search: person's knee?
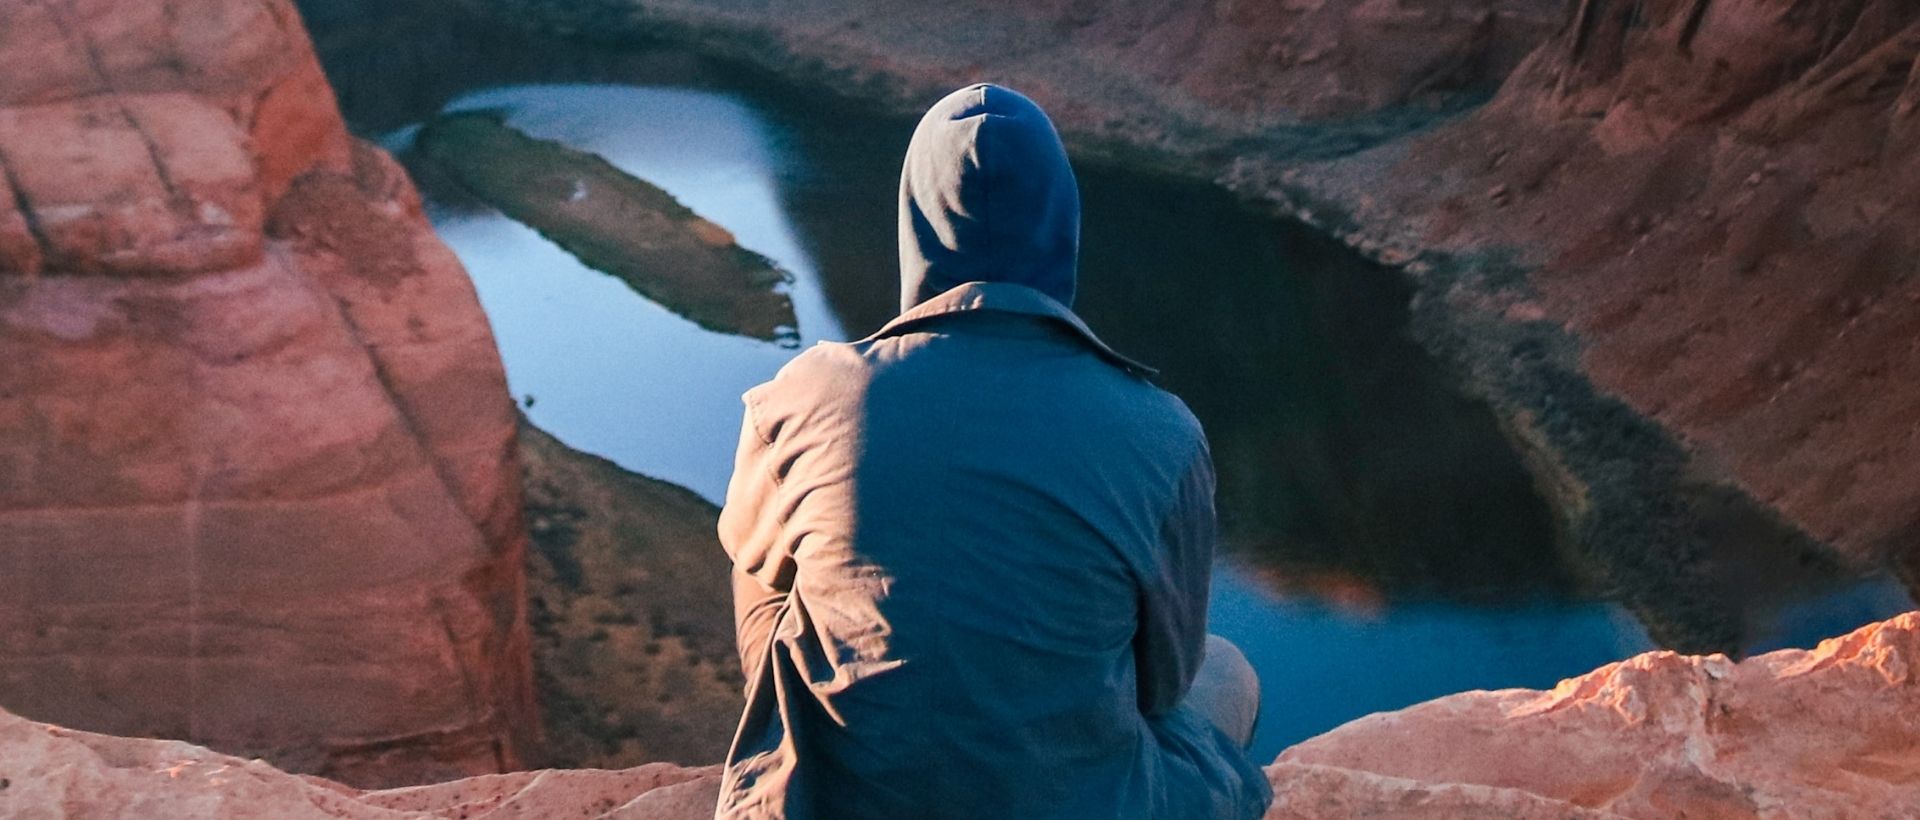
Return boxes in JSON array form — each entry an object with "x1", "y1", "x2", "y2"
[
  {"x1": 1192, "y1": 635, "x2": 1259, "y2": 750},
  {"x1": 1203, "y1": 635, "x2": 1253, "y2": 681},
  {"x1": 1203, "y1": 636, "x2": 1258, "y2": 705}
]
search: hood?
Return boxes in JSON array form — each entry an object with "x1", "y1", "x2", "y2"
[{"x1": 898, "y1": 84, "x2": 1080, "y2": 312}]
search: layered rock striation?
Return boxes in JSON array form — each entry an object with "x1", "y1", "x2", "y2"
[{"x1": 0, "y1": 0, "x2": 538, "y2": 785}]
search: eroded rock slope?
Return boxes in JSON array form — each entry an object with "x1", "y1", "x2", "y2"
[
  {"x1": 0, "y1": 0, "x2": 538, "y2": 786},
  {"x1": 1260, "y1": 0, "x2": 1920, "y2": 648}
]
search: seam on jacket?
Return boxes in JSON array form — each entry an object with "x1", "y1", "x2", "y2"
[
  {"x1": 743, "y1": 387, "x2": 776, "y2": 446},
  {"x1": 859, "y1": 282, "x2": 1158, "y2": 378},
  {"x1": 1148, "y1": 382, "x2": 1211, "y2": 507},
  {"x1": 1136, "y1": 435, "x2": 1216, "y2": 716},
  {"x1": 741, "y1": 389, "x2": 785, "y2": 488},
  {"x1": 979, "y1": 88, "x2": 996, "y2": 282},
  {"x1": 1149, "y1": 434, "x2": 1216, "y2": 570}
]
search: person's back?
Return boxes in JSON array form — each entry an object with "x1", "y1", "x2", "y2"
[{"x1": 716, "y1": 84, "x2": 1271, "y2": 819}]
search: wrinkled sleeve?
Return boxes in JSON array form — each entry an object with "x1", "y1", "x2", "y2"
[
  {"x1": 718, "y1": 397, "x2": 794, "y2": 677},
  {"x1": 1136, "y1": 445, "x2": 1218, "y2": 716}
]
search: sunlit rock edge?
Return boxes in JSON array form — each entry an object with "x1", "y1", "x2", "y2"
[{"x1": 4, "y1": 610, "x2": 1918, "y2": 818}]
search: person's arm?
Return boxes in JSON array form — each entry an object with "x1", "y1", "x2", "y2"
[
  {"x1": 1135, "y1": 445, "x2": 1218, "y2": 716},
  {"x1": 718, "y1": 399, "x2": 795, "y2": 679}
]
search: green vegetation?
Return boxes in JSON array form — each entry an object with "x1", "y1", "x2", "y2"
[{"x1": 415, "y1": 111, "x2": 799, "y2": 345}]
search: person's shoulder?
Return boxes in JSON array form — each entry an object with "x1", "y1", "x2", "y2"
[
  {"x1": 1151, "y1": 384, "x2": 1208, "y2": 440},
  {"x1": 781, "y1": 340, "x2": 875, "y2": 379},
  {"x1": 1106, "y1": 375, "x2": 1208, "y2": 456},
  {"x1": 743, "y1": 341, "x2": 877, "y2": 410},
  {"x1": 1097, "y1": 365, "x2": 1197, "y2": 421}
]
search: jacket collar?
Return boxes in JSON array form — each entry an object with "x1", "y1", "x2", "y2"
[{"x1": 855, "y1": 281, "x2": 1158, "y2": 377}]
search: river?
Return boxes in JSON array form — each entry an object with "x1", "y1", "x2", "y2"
[{"x1": 307, "y1": 8, "x2": 1912, "y2": 762}]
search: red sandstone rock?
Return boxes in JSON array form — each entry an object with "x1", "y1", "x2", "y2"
[
  {"x1": 1280, "y1": 611, "x2": 1920, "y2": 818},
  {"x1": 8, "y1": 613, "x2": 1920, "y2": 817},
  {"x1": 1270, "y1": 0, "x2": 1920, "y2": 586},
  {"x1": 0, "y1": 706, "x2": 717, "y2": 818},
  {"x1": 0, "y1": 0, "x2": 537, "y2": 786},
  {"x1": 1264, "y1": 763, "x2": 1626, "y2": 819}
]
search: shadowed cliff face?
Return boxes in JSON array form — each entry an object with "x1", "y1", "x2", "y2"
[
  {"x1": 1375, "y1": 0, "x2": 1920, "y2": 569},
  {"x1": 1259, "y1": 0, "x2": 1920, "y2": 647},
  {"x1": 0, "y1": 0, "x2": 538, "y2": 786}
]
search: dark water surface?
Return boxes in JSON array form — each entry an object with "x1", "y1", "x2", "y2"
[{"x1": 305, "y1": 7, "x2": 1912, "y2": 762}]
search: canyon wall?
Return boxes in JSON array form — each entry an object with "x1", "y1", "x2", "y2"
[
  {"x1": 0, "y1": 0, "x2": 538, "y2": 785},
  {"x1": 1260, "y1": 0, "x2": 1920, "y2": 649}
]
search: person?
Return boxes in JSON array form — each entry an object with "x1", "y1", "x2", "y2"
[{"x1": 715, "y1": 82, "x2": 1272, "y2": 819}]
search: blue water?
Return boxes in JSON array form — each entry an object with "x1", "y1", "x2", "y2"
[{"x1": 1208, "y1": 568, "x2": 1652, "y2": 756}]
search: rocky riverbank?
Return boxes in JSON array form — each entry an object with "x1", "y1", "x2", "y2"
[
  {"x1": 441, "y1": 0, "x2": 1562, "y2": 170},
  {"x1": 1254, "y1": 1, "x2": 1920, "y2": 621}
]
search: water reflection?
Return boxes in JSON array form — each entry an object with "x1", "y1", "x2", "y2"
[{"x1": 415, "y1": 85, "x2": 846, "y2": 501}]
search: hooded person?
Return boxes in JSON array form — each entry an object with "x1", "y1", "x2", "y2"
[{"x1": 715, "y1": 83, "x2": 1272, "y2": 819}]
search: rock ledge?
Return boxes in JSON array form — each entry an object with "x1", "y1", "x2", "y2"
[{"x1": 7, "y1": 612, "x2": 1919, "y2": 818}]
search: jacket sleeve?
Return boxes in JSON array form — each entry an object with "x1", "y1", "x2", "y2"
[
  {"x1": 718, "y1": 398, "x2": 795, "y2": 678},
  {"x1": 1135, "y1": 445, "x2": 1218, "y2": 717}
]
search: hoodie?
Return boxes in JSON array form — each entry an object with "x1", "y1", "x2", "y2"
[
  {"x1": 714, "y1": 84, "x2": 1272, "y2": 820},
  {"x1": 899, "y1": 83, "x2": 1080, "y2": 310}
]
